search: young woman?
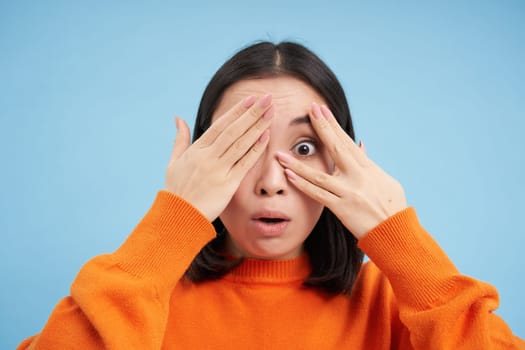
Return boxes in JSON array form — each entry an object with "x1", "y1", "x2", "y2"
[{"x1": 18, "y1": 42, "x2": 524, "y2": 349}]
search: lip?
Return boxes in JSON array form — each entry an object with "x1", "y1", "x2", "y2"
[
  {"x1": 251, "y1": 210, "x2": 291, "y2": 221},
  {"x1": 250, "y1": 210, "x2": 290, "y2": 237}
]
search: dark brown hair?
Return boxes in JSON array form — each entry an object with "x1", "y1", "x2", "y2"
[{"x1": 184, "y1": 41, "x2": 364, "y2": 294}]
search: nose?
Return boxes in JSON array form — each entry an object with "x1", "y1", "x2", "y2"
[{"x1": 254, "y1": 152, "x2": 288, "y2": 196}]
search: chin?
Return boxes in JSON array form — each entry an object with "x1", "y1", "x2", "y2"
[{"x1": 225, "y1": 232, "x2": 304, "y2": 260}]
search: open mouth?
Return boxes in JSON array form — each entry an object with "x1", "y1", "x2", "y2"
[
  {"x1": 251, "y1": 213, "x2": 290, "y2": 236},
  {"x1": 258, "y1": 218, "x2": 286, "y2": 224}
]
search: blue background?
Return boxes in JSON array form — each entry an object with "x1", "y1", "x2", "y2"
[{"x1": 1, "y1": 1, "x2": 523, "y2": 347}]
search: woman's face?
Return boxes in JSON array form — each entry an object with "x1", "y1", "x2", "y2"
[{"x1": 212, "y1": 76, "x2": 333, "y2": 260}]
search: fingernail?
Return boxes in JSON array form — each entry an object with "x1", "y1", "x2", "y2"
[
  {"x1": 259, "y1": 129, "x2": 270, "y2": 143},
  {"x1": 258, "y1": 94, "x2": 272, "y2": 108},
  {"x1": 320, "y1": 105, "x2": 331, "y2": 119},
  {"x1": 276, "y1": 151, "x2": 292, "y2": 164},
  {"x1": 359, "y1": 140, "x2": 366, "y2": 153},
  {"x1": 175, "y1": 117, "x2": 180, "y2": 130},
  {"x1": 284, "y1": 169, "x2": 298, "y2": 180},
  {"x1": 243, "y1": 95, "x2": 257, "y2": 108},
  {"x1": 311, "y1": 102, "x2": 321, "y2": 119}
]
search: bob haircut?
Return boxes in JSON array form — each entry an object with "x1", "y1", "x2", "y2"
[{"x1": 185, "y1": 41, "x2": 364, "y2": 294}]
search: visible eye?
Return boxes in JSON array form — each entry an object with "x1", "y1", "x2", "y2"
[{"x1": 292, "y1": 140, "x2": 317, "y2": 157}]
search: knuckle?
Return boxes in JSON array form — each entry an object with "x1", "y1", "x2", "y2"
[
  {"x1": 248, "y1": 111, "x2": 261, "y2": 122},
  {"x1": 247, "y1": 105, "x2": 265, "y2": 120},
  {"x1": 232, "y1": 139, "x2": 245, "y2": 152},
  {"x1": 314, "y1": 172, "x2": 329, "y2": 185},
  {"x1": 208, "y1": 128, "x2": 219, "y2": 138},
  {"x1": 312, "y1": 187, "x2": 326, "y2": 201},
  {"x1": 254, "y1": 118, "x2": 267, "y2": 131},
  {"x1": 223, "y1": 128, "x2": 238, "y2": 141},
  {"x1": 349, "y1": 191, "x2": 365, "y2": 206},
  {"x1": 317, "y1": 119, "x2": 330, "y2": 129},
  {"x1": 292, "y1": 161, "x2": 304, "y2": 173},
  {"x1": 236, "y1": 157, "x2": 247, "y2": 169},
  {"x1": 330, "y1": 143, "x2": 342, "y2": 156},
  {"x1": 199, "y1": 130, "x2": 217, "y2": 146},
  {"x1": 236, "y1": 148, "x2": 258, "y2": 170},
  {"x1": 250, "y1": 143, "x2": 260, "y2": 154},
  {"x1": 232, "y1": 106, "x2": 245, "y2": 119}
]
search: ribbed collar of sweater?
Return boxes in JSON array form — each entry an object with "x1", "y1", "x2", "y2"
[{"x1": 223, "y1": 254, "x2": 311, "y2": 284}]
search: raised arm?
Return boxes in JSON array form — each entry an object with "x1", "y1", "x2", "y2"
[
  {"x1": 18, "y1": 95, "x2": 275, "y2": 349},
  {"x1": 276, "y1": 101, "x2": 525, "y2": 349},
  {"x1": 18, "y1": 191, "x2": 215, "y2": 349}
]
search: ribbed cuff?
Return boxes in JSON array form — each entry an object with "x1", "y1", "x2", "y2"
[
  {"x1": 113, "y1": 191, "x2": 215, "y2": 282},
  {"x1": 358, "y1": 207, "x2": 459, "y2": 310}
]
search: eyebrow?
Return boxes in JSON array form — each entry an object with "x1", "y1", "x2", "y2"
[{"x1": 289, "y1": 115, "x2": 311, "y2": 126}]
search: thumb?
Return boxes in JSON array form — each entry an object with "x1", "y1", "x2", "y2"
[{"x1": 170, "y1": 117, "x2": 191, "y2": 161}]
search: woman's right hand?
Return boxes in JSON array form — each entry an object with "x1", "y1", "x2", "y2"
[{"x1": 165, "y1": 94, "x2": 273, "y2": 221}]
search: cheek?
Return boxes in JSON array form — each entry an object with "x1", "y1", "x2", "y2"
[
  {"x1": 295, "y1": 195, "x2": 324, "y2": 241},
  {"x1": 294, "y1": 185, "x2": 325, "y2": 224},
  {"x1": 301, "y1": 192, "x2": 324, "y2": 213}
]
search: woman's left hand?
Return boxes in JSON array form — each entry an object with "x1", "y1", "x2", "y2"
[{"x1": 276, "y1": 102, "x2": 407, "y2": 239}]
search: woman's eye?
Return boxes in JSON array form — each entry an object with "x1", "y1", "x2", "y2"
[{"x1": 292, "y1": 141, "x2": 317, "y2": 157}]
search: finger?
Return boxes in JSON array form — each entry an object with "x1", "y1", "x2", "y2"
[
  {"x1": 308, "y1": 102, "x2": 358, "y2": 173},
  {"x1": 275, "y1": 151, "x2": 342, "y2": 196},
  {"x1": 319, "y1": 104, "x2": 369, "y2": 166},
  {"x1": 221, "y1": 106, "x2": 274, "y2": 163},
  {"x1": 213, "y1": 94, "x2": 273, "y2": 156},
  {"x1": 169, "y1": 117, "x2": 191, "y2": 162},
  {"x1": 284, "y1": 168, "x2": 339, "y2": 207},
  {"x1": 196, "y1": 95, "x2": 257, "y2": 147},
  {"x1": 230, "y1": 129, "x2": 270, "y2": 178},
  {"x1": 318, "y1": 104, "x2": 354, "y2": 142}
]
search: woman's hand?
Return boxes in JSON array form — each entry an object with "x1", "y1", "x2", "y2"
[
  {"x1": 165, "y1": 94, "x2": 273, "y2": 221},
  {"x1": 276, "y1": 102, "x2": 407, "y2": 239}
]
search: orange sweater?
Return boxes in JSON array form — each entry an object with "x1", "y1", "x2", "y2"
[{"x1": 18, "y1": 191, "x2": 524, "y2": 349}]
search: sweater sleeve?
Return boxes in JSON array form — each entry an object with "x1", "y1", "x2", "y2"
[
  {"x1": 358, "y1": 207, "x2": 525, "y2": 350},
  {"x1": 17, "y1": 191, "x2": 215, "y2": 350}
]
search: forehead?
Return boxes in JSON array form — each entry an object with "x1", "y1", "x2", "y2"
[{"x1": 212, "y1": 76, "x2": 327, "y2": 121}]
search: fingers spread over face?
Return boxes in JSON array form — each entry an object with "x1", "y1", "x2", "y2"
[
  {"x1": 213, "y1": 94, "x2": 273, "y2": 156},
  {"x1": 221, "y1": 105, "x2": 274, "y2": 163},
  {"x1": 276, "y1": 151, "x2": 341, "y2": 198},
  {"x1": 317, "y1": 104, "x2": 369, "y2": 167},
  {"x1": 230, "y1": 129, "x2": 270, "y2": 178},
  {"x1": 305, "y1": 102, "x2": 355, "y2": 173},
  {"x1": 196, "y1": 94, "x2": 259, "y2": 147},
  {"x1": 283, "y1": 168, "x2": 339, "y2": 206}
]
